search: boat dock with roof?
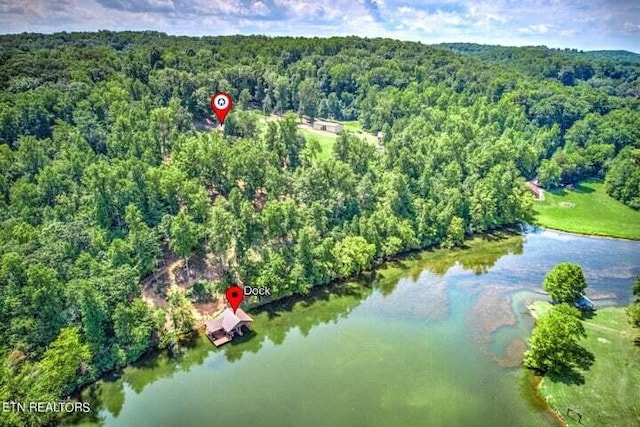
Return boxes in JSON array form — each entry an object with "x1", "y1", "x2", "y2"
[{"x1": 204, "y1": 307, "x2": 254, "y2": 347}]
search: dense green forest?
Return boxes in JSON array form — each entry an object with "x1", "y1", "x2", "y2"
[{"x1": 0, "y1": 32, "x2": 639, "y2": 426}]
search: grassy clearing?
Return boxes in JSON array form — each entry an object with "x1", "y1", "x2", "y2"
[
  {"x1": 340, "y1": 120, "x2": 361, "y2": 132},
  {"x1": 298, "y1": 120, "x2": 379, "y2": 161},
  {"x1": 534, "y1": 180, "x2": 640, "y2": 240},
  {"x1": 254, "y1": 113, "x2": 379, "y2": 161},
  {"x1": 298, "y1": 127, "x2": 338, "y2": 160},
  {"x1": 340, "y1": 120, "x2": 379, "y2": 145},
  {"x1": 530, "y1": 301, "x2": 640, "y2": 426}
]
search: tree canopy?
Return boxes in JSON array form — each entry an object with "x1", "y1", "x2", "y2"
[
  {"x1": 627, "y1": 275, "x2": 640, "y2": 335},
  {"x1": 524, "y1": 303, "x2": 587, "y2": 373},
  {"x1": 543, "y1": 262, "x2": 588, "y2": 304},
  {"x1": 0, "y1": 32, "x2": 638, "y2": 424}
]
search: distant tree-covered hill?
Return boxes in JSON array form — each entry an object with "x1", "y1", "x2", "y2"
[{"x1": 437, "y1": 42, "x2": 640, "y2": 97}]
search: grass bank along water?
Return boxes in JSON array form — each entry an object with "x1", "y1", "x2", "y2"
[
  {"x1": 529, "y1": 301, "x2": 640, "y2": 426},
  {"x1": 534, "y1": 180, "x2": 640, "y2": 240},
  {"x1": 68, "y1": 230, "x2": 640, "y2": 427}
]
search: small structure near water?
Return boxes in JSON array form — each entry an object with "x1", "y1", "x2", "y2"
[
  {"x1": 205, "y1": 308, "x2": 254, "y2": 347},
  {"x1": 575, "y1": 294, "x2": 595, "y2": 311}
]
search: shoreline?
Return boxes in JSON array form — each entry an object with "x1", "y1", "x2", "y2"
[
  {"x1": 532, "y1": 222, "x2": 640, "y2": 242},
  {"x1": 532, "y1": 179, "x2": 640, "y2": 241},
  {"x1": 240, "y1": 226, "x2": 524, "y2": 313},
  {"x1": 525, "y1": 302, "x2": 569, "y2": 427},
  {"x1": 69, "y1": 230, "x2": 638, "y2": 426},
  {"x1": 524, "y1": 301, "x2": 640, "y2": 426},
  {"x1": 72, "y1": 227, "x2": 524, "y2": 397}
]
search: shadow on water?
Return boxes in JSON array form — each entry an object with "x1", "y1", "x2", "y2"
[
  {"x1": 519, "y1": 370, "x2": 548, "y2": 411},
  {"x1": 519, "y1": 370, "x2": 565, "y2": 426},
  {"x1": 262, "y1": 276, "x2": 373, "y2": 317},
  {"x1": 86, "y1": 277, "x2": 376, "y2": 392},
  {"x1": 71, "y1": 274, "x2": 381, "y2": 423},
  {"x1": 220, "y1": 329, "x2": 260, "y2": 362},
  {"x1": 73, "y1": 333, "x2": 218, "y2": 424}
]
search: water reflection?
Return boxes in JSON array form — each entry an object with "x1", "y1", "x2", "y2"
[
  {"x1": 78, "y1": 279, "x2": 375, "y2": 423},
  {"x1": 374, "y1": 231, "x2": 524, "y2": 296},
  {"x1": 219, "y1": 280, "x2": 373, "y2": 362},
  {"x1": 72, "y1": 229, "x2": 639, "y2": 426},
  {"x1": 77, "y1": 334, "x2": 216, "y2": 424}
]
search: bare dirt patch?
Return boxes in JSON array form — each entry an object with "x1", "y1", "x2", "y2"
[
  {"x1": 172, "y1": 254, "x2": 217, "y2": 289},
  {"x1": 193, "y1": 300, "x2": 223, "y2": 318},
  {"x1": 141, "y1": 251, "x2": 225, "y2": 321}
]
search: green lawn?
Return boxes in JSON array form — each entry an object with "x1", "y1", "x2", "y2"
[
  {"x1": 256, "y1": 114, "x2": 378, "y2": 161},
  {"x1": 530, "y1": 301, "x2": 640, "y2": 426},
  {"x1": 340, "y1": 120, "x2": 379, "y2": 145},
  {"x1": 340, "y1": 120, "x2": 362, "y2": 132},
  {"x1": 298, "y1": 127, "x2": 338, "y2": 160},
  {"x1": 534, "y1": 180, "x2": 640, "y2": 240},
  {"x1": 299, "y1": 120, "x2": 379, "y2": 161}
]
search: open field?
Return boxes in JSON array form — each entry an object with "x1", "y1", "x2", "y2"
[
  {"x1": 297, "y1": 119, "x2": 380, "y2": 159},
  {"x1": 255, "y1": 113, "x2": 380, "y2": 161},
  {"x1": 534, "y1": 180, "x2": 640, "y2": 240},
  {"x1": 340, "y1": 120, "x2": 379, "y2": 145},
  {"x1": 530, "y1": 301, "x2": 640, "y2": 426},
  {"x1": 298, "y1": 127, "x2": 339, "y2": 160}
]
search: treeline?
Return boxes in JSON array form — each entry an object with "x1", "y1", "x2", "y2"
[
  {"x1": 0, "y1": 32, "x2": 639, "y2": 425},
  {"x1": 1, "y1": 33, "x2": 639, "y2": 205},
  {"x1": 439, "y1": 43, "x2": 640, "y2": 206},
  {"x1": 439, "y1": 43, "x2": 640, "y2": 96}
]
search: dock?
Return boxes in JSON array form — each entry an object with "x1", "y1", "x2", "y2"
[
  {"x1": 210, "y1": 335, "x2": 232, "y2": 346},
  {"x1": 204, "y1": 308, "x2": 254, "y2": 347}
]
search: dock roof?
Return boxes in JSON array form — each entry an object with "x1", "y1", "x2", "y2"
[{"x1": 205, "y1": 308, "x2": 253, "y2": 334}]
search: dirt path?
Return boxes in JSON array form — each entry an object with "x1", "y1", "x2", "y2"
[{"x1": 141, "y1": 253, "x2": 226, "y2": 322}]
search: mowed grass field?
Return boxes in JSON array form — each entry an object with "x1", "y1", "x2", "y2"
[
  {"x1": 534, "y1": 180, "x2": 640, "y2": 240},
  {"x1": 253, "y1": 113, "x2": 378, "y2": 161},
  {"x1": 530, "y1": 301, "x2": 640, "y2": 426},
  {"x1": 296, "y1": 119, "x2": 379, "y2": 161},
  {"x1": 298, "y1": 127, "x2": 338, "y2": 160},
  {"x1": 341, "y1": 120, "x2": 379, "y2": 144}
]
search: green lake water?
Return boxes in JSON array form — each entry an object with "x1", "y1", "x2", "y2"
[{"x1": 70, "y1": 229, "x2": 640, "y2": 427}]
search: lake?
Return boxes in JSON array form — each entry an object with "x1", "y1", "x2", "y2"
[{"x1": 70, "y1": 229, "x2": 640, "y2": 427}]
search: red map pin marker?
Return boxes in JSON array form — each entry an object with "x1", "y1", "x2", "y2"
[
  {"x1": 210, "y1": 92, "x2": 233, "y2": 125},
  {"x1": 225, "y1": 285, "x2": 244, "y2": 313}
]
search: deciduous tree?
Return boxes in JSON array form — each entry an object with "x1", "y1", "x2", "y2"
[
  {"x1": 543, "y1": 262, "x2": 588, "y2": 304},
  {"x1": 524, "y1": 304, "x2": 586, "y2": 373}
]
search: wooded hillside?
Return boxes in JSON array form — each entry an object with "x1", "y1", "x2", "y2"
[{"x1": 0, "y1": 32, "x2": 638, "y2": 426}]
